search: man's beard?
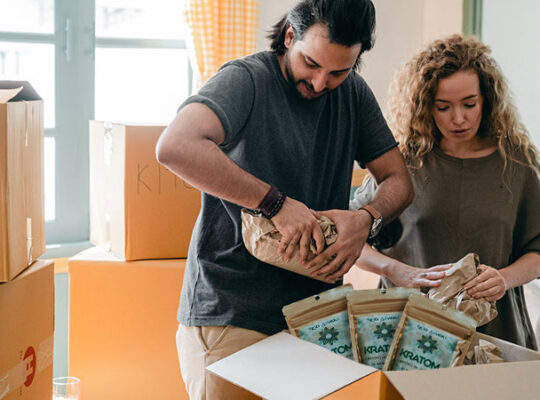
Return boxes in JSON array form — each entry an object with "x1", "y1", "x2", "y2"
[{"x1": 284, "y1": 51, "x2": 328, "y2": 100}]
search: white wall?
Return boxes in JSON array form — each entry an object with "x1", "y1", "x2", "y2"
[
  {"x1": 362, "y1": 0, "x2": 462, "y2": 110},
  {"x1": 483, "y1": 1, "x2": 540, "y2": 147},
  {"x1": 257, "y1": 0, "x2": 295, "y2": 51},
  {"x1": 256, "y1": 0, "x2": 462, "y2": 110}
]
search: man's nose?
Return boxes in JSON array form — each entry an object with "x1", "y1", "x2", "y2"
[{"x1": 311, "y1": 71, "x2": 327, "y2": 93}]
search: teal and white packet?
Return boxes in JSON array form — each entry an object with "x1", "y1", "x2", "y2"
[
  {"x1": 389, "y1": 318, "x2": 460, "y2": 370},
  {"x1": 383, "y1": 293, "x2": 477, "y2": 371},
  {"x1": 355, "y1": 312, "x2": 402, "y2": 368},
  {"x1": 283, "y1": 285, "x2": 354, "y2": 360},
  {"x1": 347, "y1": 287, "x2": 419, "y2": 368},
  {"x1": 297, "y1": 310, "x2": 353, "y2": 359}
]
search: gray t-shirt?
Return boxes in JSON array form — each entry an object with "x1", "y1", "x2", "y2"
[
  {"x1": 363, "y1": 147, "x2": 540, "y2": 349},
  {"x1": 178, "y1": 51, "x2": 397, "y2": 335}
]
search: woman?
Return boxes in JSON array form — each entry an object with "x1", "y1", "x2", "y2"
[{"x1": 353, "y1": 35, "x2": 540, "y2": 349}]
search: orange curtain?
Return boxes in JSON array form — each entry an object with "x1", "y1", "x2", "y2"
[{"x1": 184, "y1": 0, "x2": 260, "y2": 84}]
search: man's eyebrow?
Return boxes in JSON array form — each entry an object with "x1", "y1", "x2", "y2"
[
  {"x1": 434, "y1": 94, "x2": 479, "y2": 103},
  {"x1": 305, "y1": 55, "x2": 352, "y2": 73}
]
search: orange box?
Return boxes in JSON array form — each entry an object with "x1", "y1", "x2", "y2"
[
  {"x1": 68, "y1": 247, "x2": 189, "y2": 400},
  {"x1": 0, "y1": 259, "x2": 54, "y2": 399},
  {"x1": 0, "y1": 81, "x2": 45, "y2": 282},
  {"x1": 89, "y1": 121, "x2": 200, "y2": 261},
  {"x1": 351, "y1": 167, "x2": 368, "y2": 187}
]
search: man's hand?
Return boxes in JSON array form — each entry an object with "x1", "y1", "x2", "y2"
[
  {"x1": 272, "y1": 197, "x2": 325, "y2": 264},
  {"x1": 385, "y1": 263, "x2": 452, "y2": 288},
  {"x1": 464, "y1": 264, "x2": 507, "y2": 302},
  {"x1": 305, "y1": 209, "x2": 372, "y2": 283}
]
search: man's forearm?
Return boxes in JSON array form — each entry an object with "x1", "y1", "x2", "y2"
[
  {"x1": 156, "y1": 104, "x2": 270, "y2": 210},
  {"x1": 363, "y1": 147, "x2": 413, "y2": 224},
  {"x1": 369, "y1": 171, "x2": 413, "y2": 224}
]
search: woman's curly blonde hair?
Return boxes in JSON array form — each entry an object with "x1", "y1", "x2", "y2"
[{"x1": 386, "y1": 34, "x2": 539, "y2": 172}]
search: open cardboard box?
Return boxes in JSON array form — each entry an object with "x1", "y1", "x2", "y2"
[
  {"x1": 207, "y1": 331, "x2": 540, "y2": 400},
  {"x1": 89, "y1": 121, "x2": 201, "y2": 261},
  {"x1": 0, "y1": 81, "x2": 45, "y2": 281}
]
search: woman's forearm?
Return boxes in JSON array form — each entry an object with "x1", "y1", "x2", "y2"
[
  {"x1": 355, "y1": 243, "x2": 404, "y2": 278},
  {"x1": 499, "y1": 252, "x2": 540, "y2": 289}
]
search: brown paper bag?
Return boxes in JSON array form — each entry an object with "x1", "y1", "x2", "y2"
[
  {"x1": 427, "y1": 253, "x2": 498, "y2": 327},
  {"x1": 241, "y1": 209, "x2": 337, "y2": 281},
  {"x1": 465, "y1": 338, "x2": 506, "y2": 364}
]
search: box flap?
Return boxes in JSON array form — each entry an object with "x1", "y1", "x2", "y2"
[
  {"x1": 0, "y1": 86, "x2": 22, "y2": 103},
  {"x1": 0, "y1": 81, "x2": 41, "y2": 103},
  {"x1": 206, "y1": 331, "x2": 377, "y2": 400},
  {"x1": 384, "y1": 360, "x2": 540, "y2": 400}
]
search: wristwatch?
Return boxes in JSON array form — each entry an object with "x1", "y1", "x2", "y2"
[{"x1": 359, "y1": 204, "x2": 383, "y2": 238}]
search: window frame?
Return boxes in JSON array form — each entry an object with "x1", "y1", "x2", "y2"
[{"x1": 0, "y1": 0, "x2": 191, "y2": 257}]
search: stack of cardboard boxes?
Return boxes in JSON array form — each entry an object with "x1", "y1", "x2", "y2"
[
  {"x1": 69, "y1": 138, "x2": 371, "y2": 399},
  {"x1": 0, "y1": 81, "x2": 55, "y2": 400},
  {"x1": 66, "y1": 121, "x2": 201, "y2": 399}
]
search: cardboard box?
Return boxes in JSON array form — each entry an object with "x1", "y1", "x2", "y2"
[
  {"x1": 208, "y1": 331, "x2": 540, "y2": 400},
  {"x1": 89, "y1": 121, "x2": 201, "y2": 261},
  {"x1": 351, "y1": 168, "x2": 368, "y2": 187},
  {"x1": 0, "y1": 82, "x2": 45, "y2": 282},
  {"x1": 68, "y1": 247, "x2": 189, "y2": 400},
  {"x1": 0, "y1": 259, "x2": 54, "y2": 400}
]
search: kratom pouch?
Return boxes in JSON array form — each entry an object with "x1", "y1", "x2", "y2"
[
  {"x1": 282, "y1": 285, "x2": 354, "y2": 359},
  {"x1": 347, "y1": 287, "x2": 419, "y2": 369},
  {"x1": 241, "y1": 209, "x2": 337, "y2": 281},
  {"x1": 427, "y1": 253, "x2": 498, "y2": 326},
  {"x1": 383, "y1": 293, "x2": 477, "y2": 371}
]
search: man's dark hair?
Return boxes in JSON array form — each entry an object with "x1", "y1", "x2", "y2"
[{"x1": 267, "y1": 0, "x2": 376, "y2": 71}]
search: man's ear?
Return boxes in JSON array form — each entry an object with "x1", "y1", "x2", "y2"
[{"x1": 284, "y1": 25, "x2": 295, "y2": 48}]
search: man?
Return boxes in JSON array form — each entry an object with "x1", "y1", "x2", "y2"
[{"x1": 156, "y1": 0, "x2": 413, "y2": 398}]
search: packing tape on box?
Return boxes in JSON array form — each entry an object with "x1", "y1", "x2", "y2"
[
  {"x1": 104, "y1": 121, "x2": 113, "y2": 166},
  {"x1": 26, "y1": 217, "x2": 32, "y2": 265},
  {"x1": 0, "y1": 335, "x2": 54, "y2": 399}
]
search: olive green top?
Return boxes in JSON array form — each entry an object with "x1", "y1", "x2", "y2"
[{"x1": 379, "y1": 147, "x2": 540, "y2": 349}]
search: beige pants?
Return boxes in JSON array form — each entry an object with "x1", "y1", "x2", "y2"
[{"x1": 176, "y1": 324, "x2": 268, "y2": 400}]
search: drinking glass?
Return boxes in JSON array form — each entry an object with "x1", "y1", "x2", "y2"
[{"x1": 52, "y1": 377, "x2": 80, "y2": 400}]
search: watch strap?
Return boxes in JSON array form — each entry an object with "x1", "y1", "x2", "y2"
[{"x1": 359, "y1": 204, "x2": 382, "y2": 221}]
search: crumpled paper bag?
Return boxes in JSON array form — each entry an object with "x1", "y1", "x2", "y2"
[
  {"x1": 427, "y1": 253, "x2": 498, "y2": 327},
  {"x1": 241, "y1": 209, "x2": 337, "y2": 281},
  {"x1": 465, "y1": 339, "x2": 505, "y2": 364}
]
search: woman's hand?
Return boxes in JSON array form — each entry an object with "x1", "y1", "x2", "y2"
[
  {"x1": 464, "y1": 264, "x2": 507, "y2": 302},
  {"x1": 386, "y1": 263, "x2": 452, "y2": 288}
]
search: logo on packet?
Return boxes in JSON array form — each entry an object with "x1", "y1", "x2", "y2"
[
  {"x1": 318, "y1": 326, "x2": 340, "y2": 345},
  {"x1": 374, "y1": 322, "x2": 395, "y2": 341},
  {"x1": 416, "y1": 335, "x2": 438, "y2": 354}
]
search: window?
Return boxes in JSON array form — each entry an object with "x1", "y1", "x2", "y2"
[{"x1": 0, "y1": 0, "x2": 191, "y2": 253}]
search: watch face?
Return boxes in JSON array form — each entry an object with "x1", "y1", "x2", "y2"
[{"x1": 370, "y1": 217, "x2": 383, "y2": 238}]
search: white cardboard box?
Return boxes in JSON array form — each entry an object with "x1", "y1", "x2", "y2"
[{"x1": 207, "y1": 331, "x2": 540, "y2": 400}]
